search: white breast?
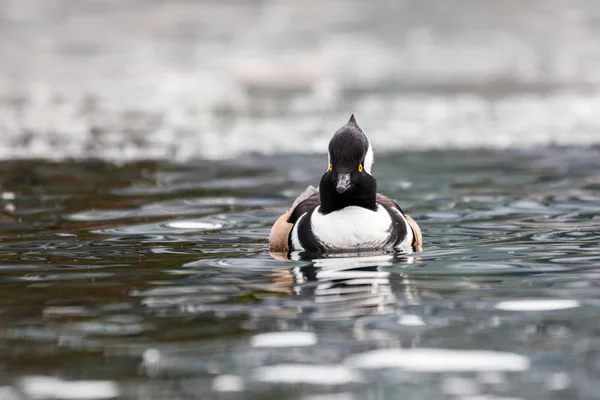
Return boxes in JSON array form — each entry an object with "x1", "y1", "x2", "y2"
[{"x1": 310, "y1": 205, "x2": 392, "y2": 250}]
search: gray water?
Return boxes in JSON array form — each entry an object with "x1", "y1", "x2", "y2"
[{"x1": 1, "y1": 148, "x2": 599, "y2": 399}]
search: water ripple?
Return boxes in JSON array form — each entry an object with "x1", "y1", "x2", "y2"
[
  {"x1": 91, "y1": 218, "x2": 227, "y2": 235},
  {"x1": 0, "y1": 149, "x2": 599, "y2": 398}
]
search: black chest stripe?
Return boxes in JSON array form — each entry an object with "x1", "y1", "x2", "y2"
[
  {"x1": 288, "y1": 193, "x2": 320, "y2": 224},
  {"x1": 292, "y1": 208, "x2": 324, "y2": 252},
  {"x1": 378, "y1": 202, "x2": 408, "y2": 247}
]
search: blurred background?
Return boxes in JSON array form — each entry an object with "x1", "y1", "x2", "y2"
[{"x1": 1, "y1": 0, "x2": 600, "y2": 160}]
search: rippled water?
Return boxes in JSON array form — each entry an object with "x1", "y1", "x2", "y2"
[{"x1": 0, "y1": 148, "x2": 598, "y2": 399}]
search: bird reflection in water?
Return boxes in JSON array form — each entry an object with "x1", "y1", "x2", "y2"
[{"x1": 271, "y1": 251, "x2": 419, "y2": 319}]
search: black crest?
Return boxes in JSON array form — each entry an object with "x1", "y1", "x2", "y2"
[{"x1": 328, "y1": 114, "x2": 369, "y2": 170}]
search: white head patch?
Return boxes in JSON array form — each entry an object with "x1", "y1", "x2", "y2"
[{"x1": 364, "y1": 140, "x2": 374, "y2": 174}]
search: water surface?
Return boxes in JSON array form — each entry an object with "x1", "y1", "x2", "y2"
[{"x1": 0, "y1": 148, "x2": 599, "y2": 399}]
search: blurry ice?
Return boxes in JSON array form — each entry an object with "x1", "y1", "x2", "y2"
[
  {"x1": 345, "y1": 348, "x2": 530, "y2": 372},
  {"x1": 142, "y1": 348, "x2": 162, "y2": 377},
  {"x1": 0, "y1": 386, "x2": 20, "y2": 400},
  {"x1": 301, "y1": 394, "x2": 357, "y2": 400},
  {"x1": 252, "y1": 364, "x2": 363, "y2": 385},
  {"x1": 1, "y1": 1, "x2": 600, "y2": 160},
  {"x1": 19, "y1": 376, "x2": 120, "y2": 399},
  {"x1": 212, "y1": 375, "x2": 245, "y2": 392},
  {"x1": 441, "y1": 376, "x2": 480, "y2": 396},
  {"x1": 495, "y1": 300, "x2": 580, "y2": 311},
  {"x1": 397, "y1": 314, "x2": 426, "y2": 326},
  {"x1": 142, "y1": 349, "x2": 161, "y2": 365},
  {"x1": 546, "y1": 372, "x2": 571, "y2": 391},
  {"x1": 250, "y1": 331, "x2": 317, "y2": 347}
]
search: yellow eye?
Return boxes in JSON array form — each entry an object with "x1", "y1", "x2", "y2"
[
  {"x1": 358, "y1": 164, "x2": 363, "y2": 173},
  {"x1": 328, "y1": 163, "x2": 332, "y2": 171}
]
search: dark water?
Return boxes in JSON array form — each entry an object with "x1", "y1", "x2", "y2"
[{"x1": 0, "y1": 148, "x2": 599, "y2": 399}]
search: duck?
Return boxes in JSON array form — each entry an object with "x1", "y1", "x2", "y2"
[{"x1": 269, "y1": 115, "x2": 422, "y2": 253}]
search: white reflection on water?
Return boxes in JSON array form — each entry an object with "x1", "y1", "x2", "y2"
[
  {"x1": 397, "y1": 314, "x2": 426, "y2": 327},
  {"x1": 212, "y1": 375, "x2": 245, "y2": 393},
  {"x1": 252, "y1": 364, "x2": 364, "y2": 385},
  {"x1": 250, "y1": 331, "x2": 318, "y2": 348},
  {"x1": 345, "y1": 348, "x2": 531, "y2": 372},
  {"x1": 19, "y1": 376, "x2": 120, "y2": 400},
  {"x1": 281, "y1": 252, "x2": 417, "y2": 319},
  {"x1": 91, "y1": 218, "x2": 226, "y2": 235},
  {"x1": 494, "y1": 299, "x2": 580, "y2": 311}
]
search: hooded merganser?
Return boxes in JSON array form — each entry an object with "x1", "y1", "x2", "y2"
[{"x1": 269, "y1": 115, "x2": 422, "y2": 253}]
